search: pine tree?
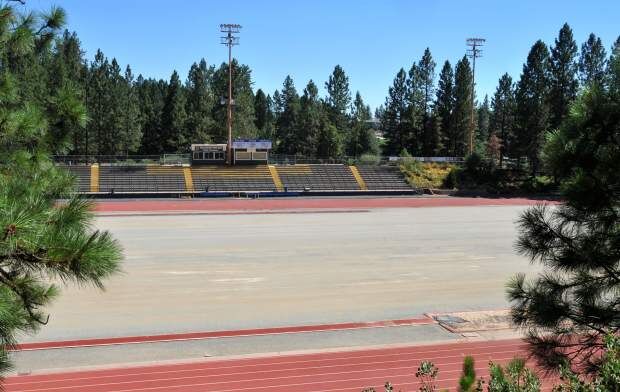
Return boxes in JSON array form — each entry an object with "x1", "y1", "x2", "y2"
[
  {"x1": 435, "y1": 60, "x2": 454, "y2": 155},
  {"x1": 490, "y1": 73, "x2": 516, "y2": 165},
  {"x1": 185, "y1": 59, "x2": 215, "y2": 144},
  {"x1": 406, "y1": 62, "x2": 424, "y2": 154},
  {"x1": 347, "y1": 91, "x2": 376, "y2": 157},
  {"x1": 381, "y1": 69, "x2": 409, "y2": 155},
  {"x1": 549, "y1": 23, "x2": 578, "y2": 129},
  {"x1": 272, "y1": 89, "x2": 283, "y2": 119},
  {"x1": 452, "y1": 56, "x2": 474, "y2": 156},
  {"x1": 324, "y1": 65, "x2": 351, "y2": 145},
  {"x1": 607, "y1": 36, "x2": 620, "y2": 98},
  {"x1": 476, "y1": 95, "x2": 491, "y2": 150},
  {"x1": 107, "y1": 58, "x2": 125, "y2": 154},
  {"x1": 515, "y1": 40, "x2": 551, "y2": 174},
  {"x1": 48, "y1": 30, "x2": 88, "y2": 154},
  {"x1": 118, "y1": 65, "x2": 141, "y2": 154},
  {"x1": 161, "y1": 70, "x2": 188, "y2": 152},
  {"x1": 317, "y1": 120, "x2": 342, "y2": 159},
  {"x1": 275, "y1": 75, "x2": 300, "y2": 154},
  {"x1": 86, "y1": 49, "x2": 111, "y2": 155},
  {"x1": 298, "y1": 80, "x2": 323, "y2": 156},
  {"x1": 254, "y1": 89, "x2": 274, "y2": 139},
  {"x1": 508, "y1": 81, "x2": 620, "y2": 372},
  {"x1": 0, "y1": 3, "x2": 121, "y2": 379},
  {"x1": 418, "y1": 49, "x2": 438, "y2": 156},
  {"x1": 579, "y1": 33, "x2": 607, "y2": 87},
  {"x1": 406, "y1": 48, "x2": 436, "y2": 155},
  {"x1": 136, "y1": 76, "x2": 166, "y2": 154}
]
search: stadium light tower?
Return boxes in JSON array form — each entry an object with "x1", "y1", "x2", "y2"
[
  {"x1": 466, "y1": 37, "x2": 485, "y2": 155},
  {"x1": 220, "y1": 23, "x2": 242, "y2": 165}
]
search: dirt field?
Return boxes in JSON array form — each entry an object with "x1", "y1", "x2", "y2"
[{"x1": 20, "y1": 200, "x2": 545, "y2": 342}]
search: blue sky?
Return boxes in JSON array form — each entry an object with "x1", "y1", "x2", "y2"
[{"x1": 27, "y1": 0, "x2": 620, "y2": 111}]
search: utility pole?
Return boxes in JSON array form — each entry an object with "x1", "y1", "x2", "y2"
[
  {"x1": 220, "y1": 24, "x2": 241, "y2": 165},
  {"x1": 466, "y1": 37, "x2": 485, "y2": 155}
]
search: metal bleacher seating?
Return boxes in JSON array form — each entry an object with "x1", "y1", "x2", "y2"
[
  {"x1": 356, "y1": 166, "x2": 412, "y2": 190},
  {"x1": 59, "y1": 165, "x2": 91, "y2": 192},
  {"x1": 99, "y1": 165, "x2": 185, "y2": 193},
  {"x1": 191, "y1": 165, "x2": 276, "y2": 192},
  {"x1": 276, "y1": 164, "x2": 360, "y2": 191}
]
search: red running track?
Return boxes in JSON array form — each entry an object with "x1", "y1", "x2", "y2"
[
  {"x1": 94, "y1": 197, "x2": 557, "y2": 214},
  {"x1": 6, "y1": 339, "x2": 558, "y2": 392}
]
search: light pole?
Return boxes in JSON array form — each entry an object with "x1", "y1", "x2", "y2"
[
  {"x1": 220, "y1": 24, "x2": 241, "y2": 165},
  {"x1": 466, "y1": 37, "x2": 485, "y2": 155}
]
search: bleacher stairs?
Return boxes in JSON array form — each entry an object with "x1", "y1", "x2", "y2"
[
  {"x1": 275, "y1": 165, "x2": 360, "y2": 191},
  {"x1": 356, "y1": 166, "x2": 412, "y2": 190},
  {"x1": 98, "y1": 165, "x2": 186, "y2": 193},
  {"x1": 59, "y1": 165, "x2": 91, "y2": 193},
  {"x1": 191, "y1": 165, "x2": 276, "y2": 192}
]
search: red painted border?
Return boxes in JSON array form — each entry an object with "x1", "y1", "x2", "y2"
[
  {"x1": 94, "y1": 197, "x2": 557, "y2": 214},
  {"x1": 15, "y1": 317, "x2": 434, "y2": 351}
]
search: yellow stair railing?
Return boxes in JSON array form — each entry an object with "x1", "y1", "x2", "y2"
[
  {"x1": 90, "y1": 164, "x2": 99, "y2": 192},
  {"x1": 183, "y1": 166, "x2": 194, "y2": 192},
  {"x1": 349, "y1": 166, "x2": 367, "y2": 190},
  {"x1": 268, "y1": 165, "x2": 284, "y2": 191}
]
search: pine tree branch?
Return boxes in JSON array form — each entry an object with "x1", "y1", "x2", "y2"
[{"x1": 0, "y1": 268, "x2": 49, "y2": 325}]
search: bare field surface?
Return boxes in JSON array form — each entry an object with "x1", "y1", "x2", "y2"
[{"x1": 21, "y1": 205, "x2": 539, "y2": 342}]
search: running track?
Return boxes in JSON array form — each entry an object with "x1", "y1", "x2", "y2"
[
  {"x1": 94, "y1": 197, "x2": 557, "y2": 214},
  {"x1": 6, "y1": 339, "x2": 557, "y2": 392}
]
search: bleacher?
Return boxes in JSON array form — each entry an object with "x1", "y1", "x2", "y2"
[
  {"x1": 99, "y1": 165, "x2": 186, "y2": 193},
  {"x1": 56, "y1": 162, "x2": 415, "y2": 194},
  {"x1": 191, "y1": 165, "x2": 276, "y2": 192},
  {"x1": 59, "y1": 165, "x2": 91, "y2": 192},
  {"x1": 356, "y1": 166, "x2": 412, "y2": 190},
  {"x1": 276, "y1": 164, "x2": 360, "y2": 191}
]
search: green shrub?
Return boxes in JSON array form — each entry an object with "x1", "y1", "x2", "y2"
[
  {"x1": 357, "y1": 154, "x2": 381, "y2": 165},
  {"x1": 520, "y1": 175, "x2": 554, "y2": 193},
  {"x1": 458, "y1": 356, "x2": 477, "y2": 392},
  {"x1": 443, "y1": 167, "x2": 459, "y2": 189},
  {"x1": 416, "y1": 361, "x2": 439, "y2": 392},
  {"x1": 487, "y1": 358, "x2": 540, "y2": 392}
]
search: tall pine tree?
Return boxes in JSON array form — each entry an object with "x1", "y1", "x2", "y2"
[
  {"x1": 452, "y1": 56, "x2": 474, "y2": 156},
  {"x1": 298, "y1": 80, "x2": 323, "y2": 156},
  {"x1": 435, "y1": 60, "x2": 454, "y2": 156},
  {"x1": 161, "y1": 70, "x2": 187, "y2": 152},
  {"x1": 381, "y1": 69, "x2": 409, "y2": 155},
  {"x1": 136, "y1": 76, "x2": 166, "y2": 154},
  {"x1": 549, "y1": 23, "x2": 578, "y2": 129},
  {"x1": 253, "y1": 89, "x2": 274, "y2": 140},
  {"x1": 86, "y1": 49, "x2": 111, "y2": 155},
  {"x1": 490, "y1": 73, "x2": 516, "y2": 165},
  {"x1": 406, "y1": 61, "x2": 424, "y2": 154},
  {"x1": 515, "y1": 40, "x2": 551, "y2": 174},
  {"x1": 476, "y1": 95, "x2": 490, "y2": 149},
  {"x1": 579, "y1": 33, "x2": 607, "y2": 87},
  {"x1": 185, "y1": 59, "x2": 215, "y2": 144},
  {"x1": 347, "y1": 91, "x2": 376, "y2": 157},
  {"x1": 118, "y1": 65, "x2": 141, "y2": 154},
  {"x1": 275, "y1": 76, "x2": 300, "y2": 154},
  {"x1": 324, "y1": 64, "x2": 351, "y2": 149},
  {"x1": 608, "y1": 36, "x2": 620, "y2": 98}
]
